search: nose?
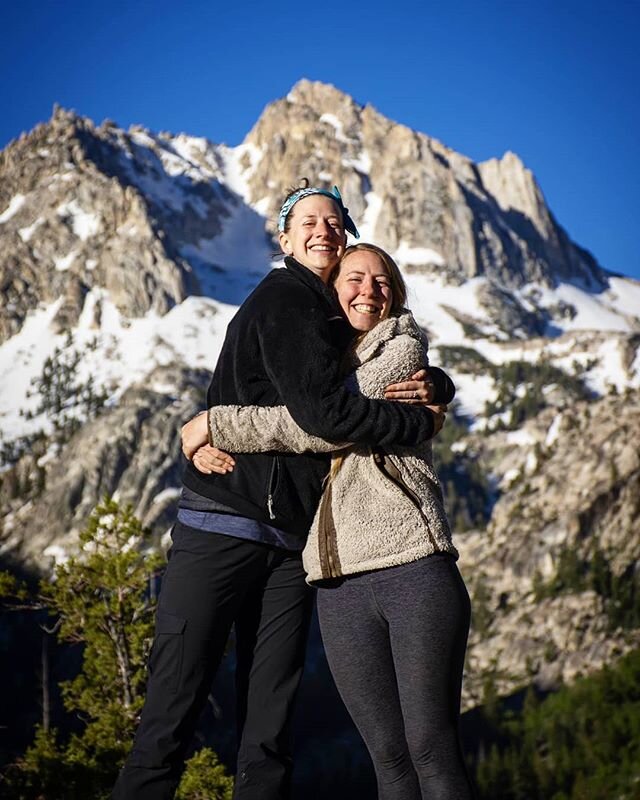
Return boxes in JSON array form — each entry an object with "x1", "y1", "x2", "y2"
[
  {"x1": 361, "y1": 277, "x2": 382, "y2": 297},
  {"x1": 314, "y1": 218, "x2": 336, "y2": 237}
]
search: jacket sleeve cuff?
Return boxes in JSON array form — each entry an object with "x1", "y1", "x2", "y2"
[{"x1": 426, "y1": 408, "x2": 436, "y2": 440}]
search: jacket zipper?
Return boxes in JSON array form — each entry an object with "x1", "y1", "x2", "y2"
[
  {"x1": 318, "y1": 483, "x2": 341, "y2": 579},
  {"x1": 267, "y1": 457, "x2": 280, "y2": 520},
  {"x1": 372, "y1": 449, "x2": 439, "y2": 550}
]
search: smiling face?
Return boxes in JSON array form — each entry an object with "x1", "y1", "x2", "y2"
[
  {"x1": 333, "y1": 250, "x2": 393, "y2": 331},
  {"x1": 278, "y1": 195, "x2": 347, "y2": 282}
]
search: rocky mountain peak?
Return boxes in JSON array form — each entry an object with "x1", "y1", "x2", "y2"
[
  {"x1": 478, "y1": 151, "x2": 548, "y2": 230},
  {"x1": 50, "y1": 103, "x2": 89, "y2": 132},
  {"x1": 0, "y1": 80, "x2": 627, "y2": 356},
  {"x1": 241, "y1": 81, "x2": 606, "y2": 294},
  {"x1": 0, "y1": 108, "x2": 236, "y2": 344},
  {"x1": 1, "y1": 83, "x2": 634, "y2": 345},
  {"x1": 287, "y1": 79, "x2": 362, "y2": 117}
]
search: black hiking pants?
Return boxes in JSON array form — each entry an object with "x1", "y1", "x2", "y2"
[{"x1": 112, "y1": 521, "x2": 313, "y2": 800}]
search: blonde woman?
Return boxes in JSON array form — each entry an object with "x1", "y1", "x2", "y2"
[{"x1": 183, "y1": 244, "x2": 475, "y2": 799}]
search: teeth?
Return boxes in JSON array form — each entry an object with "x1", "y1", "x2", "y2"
[{"x1": 353, "y1": 304, "x2": 379, "y2": 314}]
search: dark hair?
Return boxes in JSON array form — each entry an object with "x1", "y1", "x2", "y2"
[
  {"x1": 334, "y1": 243, "x2": 408, "y2": 315},
  {"x1": 281, "y1": 178, "x2": 309, "y2": 233}
]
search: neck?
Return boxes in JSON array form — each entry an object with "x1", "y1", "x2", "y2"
[
  {"x1": 305, "y1": 265, "x2": 332, "y2": 284},
  {"x1": 287, "y1": 257, "x2": 333, "y2": 285}
]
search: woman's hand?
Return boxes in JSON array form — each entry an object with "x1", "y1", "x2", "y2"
[
  {"x1": 384, "y1": 369, "x2": 435, "y2": 404},
  {"x1": 181, "y1": 412, "x2": 210, "y2": 460},
  {"x1": 192, "y1": 444, "x2": 236, "y2": 475}
]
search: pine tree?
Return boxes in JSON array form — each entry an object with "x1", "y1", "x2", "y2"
[
  {"x1": 176, "y1": 748, "x2": 234, "y2": 800},
  {"x1": 2, "y1": 497, "x2": 234, "y2": 799}
]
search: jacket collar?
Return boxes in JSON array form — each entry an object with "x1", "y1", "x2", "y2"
[
  {"x1": 284, "y1": 257, "x2": 342, "y2": 312},
  {"x1": 355, "y1": 310, "x2": 422, "y2": 364}
]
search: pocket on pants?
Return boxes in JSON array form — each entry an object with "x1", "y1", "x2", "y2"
[{"x1": 149, "y1": 610, "x2": 187, "y2": 694}]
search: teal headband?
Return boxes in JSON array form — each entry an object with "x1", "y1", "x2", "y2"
[{"x1": 277, "y1": 186, "x2": 360, "y2": 239}]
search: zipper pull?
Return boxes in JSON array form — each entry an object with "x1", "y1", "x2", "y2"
[{"x1": 267, "y1": 494, "x2": 276, "y2": 520}]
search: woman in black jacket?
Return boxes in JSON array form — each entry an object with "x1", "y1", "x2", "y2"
[{"x1": 114, "y1": 183, "x2": 440, "y2": 800}]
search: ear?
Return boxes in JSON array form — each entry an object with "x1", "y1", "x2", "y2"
[{"x1": 279, "y1": 231, "x2": 293, "y2": 256}]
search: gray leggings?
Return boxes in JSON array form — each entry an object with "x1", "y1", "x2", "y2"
[{"x1": 317, "y1": 554, "x2": 475, "y2": 800}]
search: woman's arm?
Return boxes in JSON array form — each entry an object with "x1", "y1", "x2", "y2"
[
  {"x1": 182, "y1": 333, "x2": 425, "y2": 458},
  {"x1": 182, "y1": 330, "x2": 449, "y2": 459},
  {"x1": 181, "y1": 404, "x2": 348, "y2": 459},
  {"x1": 188, "y1": 399, "x2": 446, "y2": 474},
  {"x1": 183, "y1": 396, "x2": 447, "y2": 475},
  {"x1": 208, "y1": 404, "x2": 348, "y2": 454}
]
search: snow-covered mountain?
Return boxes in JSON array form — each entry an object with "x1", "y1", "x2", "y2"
[{"x1": 1, "y1": 80, "x2": 639, "y2": 709}]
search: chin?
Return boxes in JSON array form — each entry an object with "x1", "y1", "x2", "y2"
[{"x1": 350, "y1": 317, "x2": 379, "y2": 331}]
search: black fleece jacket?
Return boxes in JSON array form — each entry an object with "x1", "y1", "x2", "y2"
[{"x1": 183, "y1": 257, "x2": 436, "y2": 540}]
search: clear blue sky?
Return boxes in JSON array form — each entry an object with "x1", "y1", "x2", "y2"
[{"x1": 2, "y1": 0, "x2": 639, "y2": 280}]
